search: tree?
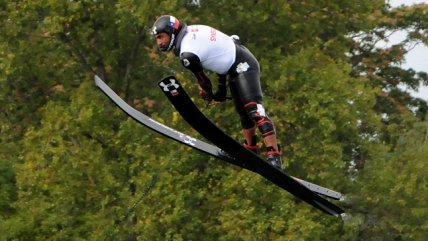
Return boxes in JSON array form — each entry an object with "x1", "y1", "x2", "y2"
[
  {"x1": 359, "y1": 117, "x2": 428, "y2": 241},
  {"x1": 349, "y1": 3, "x2": 428, "y2": 130},
  {"x1": 1, "y1": 0, "x2": 427, "y2": 240}
]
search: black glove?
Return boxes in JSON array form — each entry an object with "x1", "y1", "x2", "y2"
[{"x1": 213, "y1": 84, "x2": 227, "y2": 102}]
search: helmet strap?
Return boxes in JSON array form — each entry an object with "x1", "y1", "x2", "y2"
[{"x1": 166, "y1": 33, "x2": 176, "y2": 51}]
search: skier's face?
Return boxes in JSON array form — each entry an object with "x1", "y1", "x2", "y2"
[{"x1": 155, "y1": 33, "x2": 170, "y2": 50}]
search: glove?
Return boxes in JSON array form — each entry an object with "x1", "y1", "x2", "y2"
[
  {"x1": 199, "y1": 89, "x2": 213, "y2": 101},
  {"x1": 213, "y1": 84, "x2": 227, "y2": 102}
]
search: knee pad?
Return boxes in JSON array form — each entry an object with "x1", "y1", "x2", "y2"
[
  {"x1": 244, "y1": 102, "x2": 276, "y2": 137},
  {"x1": 240, "y1": 115, "x2": 255, "y2": 129}
]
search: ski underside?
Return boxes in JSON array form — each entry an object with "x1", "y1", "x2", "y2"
[{"x1": 94, "y1": 75, "x2": 345, "y2": 217}]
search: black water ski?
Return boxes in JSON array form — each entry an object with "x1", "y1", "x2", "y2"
[
  {"x1": 94, "y1": 75, "x2": 343, "y2": 201},
  {"x1": 158, "y1": 76, "x2": 345, "y2": 217},
  {"x1": 94, "y1": 76, "x2": 237, "y2": 163}
]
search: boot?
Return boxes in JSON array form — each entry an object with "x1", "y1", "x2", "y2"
[
  {"x1": 266, "y1": 145, "x2": 282, "y2": 170},
  {"x1": 243, "y1": 135, "x2": 260, "y2": 154}
]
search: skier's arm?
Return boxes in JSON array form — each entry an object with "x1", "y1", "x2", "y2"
[
  {"x1": 180, "y1": 52, "x2": 213, "y2": 99},
  {"x1": 213, "y1": 74, "x2": 227, "y2": 102}
]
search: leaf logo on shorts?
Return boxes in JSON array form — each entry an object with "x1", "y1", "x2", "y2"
[{"x1": 236, "y1": 62, "x2": 250, "y2": 73}]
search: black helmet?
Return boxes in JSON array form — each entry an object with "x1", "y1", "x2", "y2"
[{"x1": 151, "y1": 15, "x2": 183, "y2": 51}]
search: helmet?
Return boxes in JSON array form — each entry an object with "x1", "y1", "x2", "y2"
[{"x1": 151, "y1": 15, "x2": 183, "y2": 51}]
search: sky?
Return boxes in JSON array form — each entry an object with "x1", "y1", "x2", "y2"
[{"x1": 389, "y1": 0, "x2": 428, "y2": 101}]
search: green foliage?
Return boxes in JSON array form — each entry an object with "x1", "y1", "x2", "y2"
[
  {"x1": 0, "y1": 158, "x2": 16, "y2": 216},
  {"x1": 0, "y1": 0, "x2": 427, "y2": 240},
  {"x1": 359, "y1": 119, "x2": 428, "y2": 240},
  {"x1": 268, "y1": 48, "x2": 378, "y2": 185},
  {"x1": 2, "y1": 82, "x2": 119, "y2": 240}
]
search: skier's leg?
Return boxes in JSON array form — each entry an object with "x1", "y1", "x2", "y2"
[{"x1": 229, "y1": 72, "x2": 282, "y2": 169}]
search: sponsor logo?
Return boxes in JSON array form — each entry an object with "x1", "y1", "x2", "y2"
[
  {"x1": 159, "y1": 78, "x2": 180, "y2": 96},
  {"x1": 179, "y1": 133, "x2": 197, "y2": 146},
  {"x1": 151, "y1": 26, "x2": 157, "y2": 35},
  {"x1": 236, "y1": 62, "x2": 250, "y2": 73},
  {"x1": 148, "y1": 118, "x2": 197, "y2": 146},
  {"x1": 182, "y1": 58, "x2": 190, "y2": 67},
  {"x1": 210, "y1": 28, "x2": 217, "y2": 41}
]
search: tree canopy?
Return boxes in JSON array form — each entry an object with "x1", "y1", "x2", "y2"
[{"x1": 1, "y1": 0, "x2": 427, "y2": 240}]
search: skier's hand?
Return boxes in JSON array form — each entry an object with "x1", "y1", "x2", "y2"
[{"x1": 213, "y1": 84, "x2": 227, "y2": 102}]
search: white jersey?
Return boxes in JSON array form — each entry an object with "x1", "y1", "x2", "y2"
[{"x1": 179, "y1": 25, "x2": 236, "y2": 74}]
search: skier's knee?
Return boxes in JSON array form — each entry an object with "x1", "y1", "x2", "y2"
[
  {"x1": 244, "y1": 102, "x2": 275, "y2": 137},
  {"x1": 240, "y1": 116, "x2": 255, "y2": 129}
]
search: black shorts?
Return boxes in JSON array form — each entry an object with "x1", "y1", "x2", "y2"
[{"x1": 227, "y1": 42, "x2": 264, "y2": 128}]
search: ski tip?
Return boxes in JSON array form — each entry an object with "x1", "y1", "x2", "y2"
[{"x1": 159, "y1": 75, "x2": 177, "y2": 84}]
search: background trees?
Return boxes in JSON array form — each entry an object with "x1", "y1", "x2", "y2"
[{"x1": 1, "y1": 0, "x2": 427, "y2": 240}]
